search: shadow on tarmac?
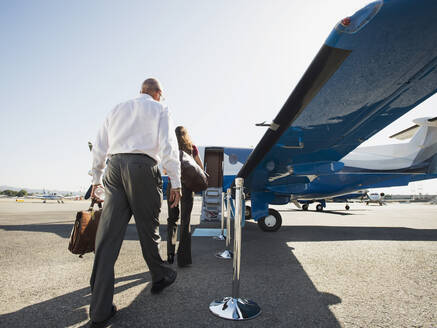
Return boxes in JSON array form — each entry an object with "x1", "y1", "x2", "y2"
[
  {"x1": 110, "y1": 222, "x2": 343, "y2": 327},
  {"x1": 0, "y1": 273, "x2": 150, "y2": 328},
  {"x1": 2, "y1": 220, "x2": 437, "y2": 327},
  {"x1": 0, "y1": 221, "x2": 340, "y2": 327},
  {"x1": 1, "y1": 221, "x2": 436, "y2": 242},
  {"x1": 0, "y1": 222, "x2": 164, "y2": 240},
  {"x1": 281, "y1": 208, "x2": 366, "y2": 216}
]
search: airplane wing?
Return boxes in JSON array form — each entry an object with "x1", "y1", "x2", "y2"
[{"x1": 238, "y1": 0, "x2": 437, "y2": 196}]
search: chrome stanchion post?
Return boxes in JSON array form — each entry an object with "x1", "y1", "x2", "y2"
[
  {"x1": 210, "y1": 178, "x2": 261, "y2": 320},
  {"x1": 215, "y1": 189, "x2": 232, "y2": 259},
  {"x1": 226, "y1": 189, "x2": 232, "y2": 249},
  {"x1": 232, "y1": 181, "x2": 243, "y2": 297},
  {"x1": 213, "y1": 191, "x2": 226, "y2": 240}
]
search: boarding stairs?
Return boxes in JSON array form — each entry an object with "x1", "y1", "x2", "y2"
[{"x1": 200, "y1": 187, "x2": 222, "y2": 221}]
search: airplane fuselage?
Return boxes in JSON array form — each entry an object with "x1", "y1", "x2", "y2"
[{"x1": 161, "y1": 138, "x2": 436, "y2": 220}]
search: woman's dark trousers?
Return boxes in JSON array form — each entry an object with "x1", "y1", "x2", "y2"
[{"x1": 167, "y1": 183, "x2": 193, "y2": 266}]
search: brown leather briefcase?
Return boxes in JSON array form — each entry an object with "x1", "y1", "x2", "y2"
[{"x1": 68, "y1": 200, "x2": 102, "y2": 257}]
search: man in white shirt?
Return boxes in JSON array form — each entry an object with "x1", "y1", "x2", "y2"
[{"x1": 88, "y1": 78, "x2": 181, "y2": 327}]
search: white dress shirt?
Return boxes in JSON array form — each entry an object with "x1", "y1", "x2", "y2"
[{"x1": 92, "y1": 93, "x2": 181, "y2": 188}]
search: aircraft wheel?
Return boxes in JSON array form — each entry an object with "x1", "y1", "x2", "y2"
[
  {"x1": 245, "y1": 205, "x2": 252, "y2": 220},
  {"x1": 316, "y1": 204, "x2": 323, "y2": 211},
  {"x1": 258, "y1": 208, "x2": 282, "y2": 232},
  {"x1": 345, "y1": 205, "x2": 350, "y2": 210},
  {"x1": 43, "y1": 200, "x2": 46, "y2": 203},
  {"x1": 302, "y1": 204, "x2": 309, "y2": 211}
]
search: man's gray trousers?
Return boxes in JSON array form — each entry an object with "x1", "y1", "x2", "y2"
[{"x1": 89, "y1": 153, "x2": 169, "y2": 322}]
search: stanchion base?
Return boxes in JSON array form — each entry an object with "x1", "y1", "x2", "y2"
[
  {"x1": 209, "y1": 297, "x2": 261, "y2": 320},
  {"x1": 213, "y1": 234, "x2": 226, "y2": 241},
  {"x1": 215, "y1": 250, "x2": 233, "y2": 259}
]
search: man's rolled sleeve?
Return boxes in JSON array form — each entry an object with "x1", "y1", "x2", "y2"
[{"x1": 158, "y1": 107, "x2": 181, "y2": 188}]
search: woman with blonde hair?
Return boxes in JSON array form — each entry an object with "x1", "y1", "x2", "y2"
[{"x1": 167, "y1": 126, "x2": 203, "y2": 267}]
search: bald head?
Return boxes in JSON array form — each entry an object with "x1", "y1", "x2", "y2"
[{"x1": 141, "y1": 78, "x2": 163, "y2": 101}]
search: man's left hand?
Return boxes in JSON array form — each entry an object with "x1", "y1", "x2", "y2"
[{"x1": 91, "y1": 184, "x2": 104, "y2": 203}]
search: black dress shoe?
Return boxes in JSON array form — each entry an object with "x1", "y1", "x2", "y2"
[
  {"x1": 167, "y1": 254, "x2": 174, "y2": 264},
  {"x1": 151, "y1": 270, "x2": 177, "y2": 294},
  {"x1": 90, "y1": 304, "x2": 117, "y2": 328}
]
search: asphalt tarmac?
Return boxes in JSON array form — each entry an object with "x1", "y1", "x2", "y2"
[{"x1": 0, "y1": 198, "x2": 436, "y2": 328}]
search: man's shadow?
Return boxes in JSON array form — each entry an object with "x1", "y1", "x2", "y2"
[{"x1": 0, "y1": 272, "x2": 149, "y2": 328}]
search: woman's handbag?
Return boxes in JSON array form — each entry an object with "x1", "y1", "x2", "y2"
[
  {"x1": 180, "y1": 150, "x2": 208, "y2": 192},
  {"x1": 68, "y1": 200, "x2": 102, "y2": 257}
]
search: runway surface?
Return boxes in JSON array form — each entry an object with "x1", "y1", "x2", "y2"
[{"x1": 0, "y1": 198, "x2": 436, "y2": 327}]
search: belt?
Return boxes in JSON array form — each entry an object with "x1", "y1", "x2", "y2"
[{"x1": 110, "y1": 153, "x2": 156, "y2": 162}]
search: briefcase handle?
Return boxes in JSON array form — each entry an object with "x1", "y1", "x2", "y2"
[{"x1": 88, "y1": 199, "x2": 103, "y2": 211}]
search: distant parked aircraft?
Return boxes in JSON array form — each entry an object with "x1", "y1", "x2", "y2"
[
  {"x1": 364, "y1": 192, "x2": 385, "y2": 206},
  {"x1": 26, "y1": 192, "x2": 65, "y2": 203},
  {"x1": 297, "y1": 190, "x2": 369, "y2": 211}
]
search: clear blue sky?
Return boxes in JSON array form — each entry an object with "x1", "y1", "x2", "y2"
[{"x1": 1, "y1": 0, "x2": 436, "y2": 194}]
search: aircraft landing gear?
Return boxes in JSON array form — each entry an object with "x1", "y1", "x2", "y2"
[
  {"x1": 302, "y1": 204, "x2": 309, "y2": 211},
  {"x1": 316, "y1": 204, "x2": 324, "y2": 211},
  {"x1": 258, "y1": 208, "x2": 282, "y2": 232},
  {"x1": 345, "y1": 204, "x2": 350, "y2": 210}
]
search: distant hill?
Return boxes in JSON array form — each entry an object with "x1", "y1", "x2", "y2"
[{"x1": 0, "y1": 185, "x2": 83, "y2": 196}]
